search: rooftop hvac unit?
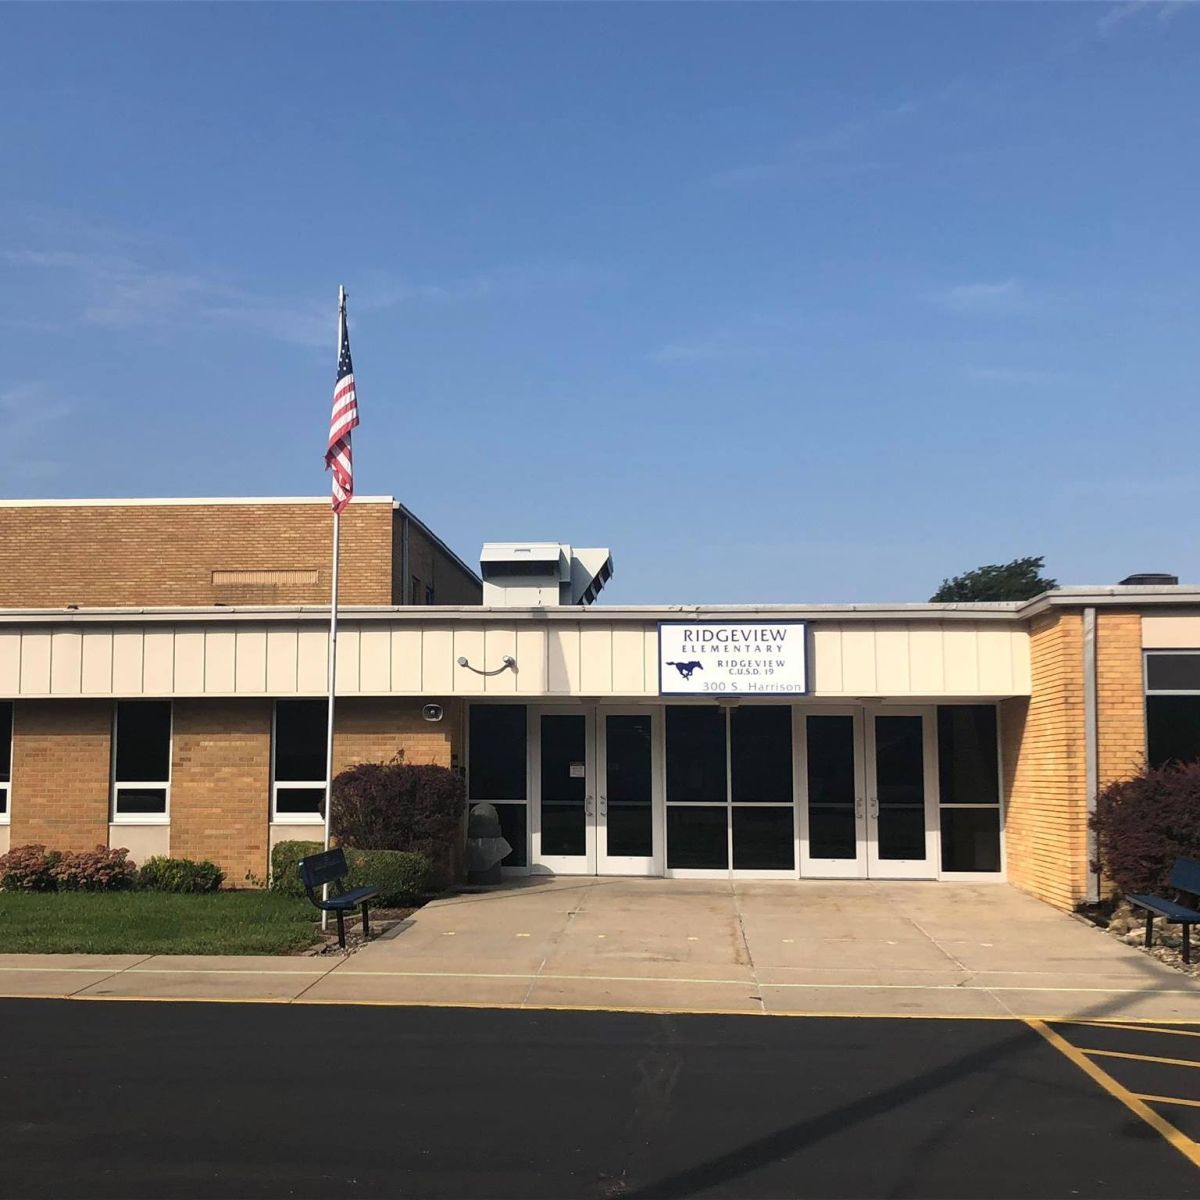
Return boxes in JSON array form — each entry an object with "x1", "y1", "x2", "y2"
[{"x1": 480, "y1": 542, "x2": 613, "y2": 607}]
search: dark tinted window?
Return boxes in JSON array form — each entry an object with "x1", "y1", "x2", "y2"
[
  {"x1": 1146, "y1": 654, "x2": 1200, "y2": 692},
  {"x1": 276, "y1": 787, "x2": 324, "y2": 815},
  {"x1": 494, "y1": 803, "x2": 527, "y2": 867},
  {"x1": 1147, "y1": 695, "x2": 1200, "y2": 767},
  {"x1": 731, "y1": 706, "x2": 792, "y2": 803},
  {"x1": 667, "y1": 806, "x2": 728, "y2": 868},
  {"x1": 941, "y1": 807, "x2": 1001, "y2": 872},
  {"x1": 274, "y1": 700, "x2": 328, "y2": 781},
  {"x1": 937, "y1": 706, "x2": 999, "y2": 806},
  {"x1": 666, "y1": 707, "x2": 726, "y2": 803},
  {"x1": 0, "y1": 701, "x2": 11, "y2": 783},
  {"x1": 469, "y1": 705, "x2": 527, "y2": 800},
  {"x1": 114, "y1": 701, "x2": 171, "y2": 781},
  {"x1": 733, "y1": 807, "x2": 795, "y2": 869}
]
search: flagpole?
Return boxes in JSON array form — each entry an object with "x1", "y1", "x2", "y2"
[{"x1": 321, "y1": 285, "x2": 347, "y2": 931}]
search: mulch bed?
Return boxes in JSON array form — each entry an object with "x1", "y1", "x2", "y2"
[
  {"x1": 305, "y1": 906, "x2": 419, "y2": 956},
  {"x1": 1079, "y1": 899, "x2": 1199, "y2": 979}
]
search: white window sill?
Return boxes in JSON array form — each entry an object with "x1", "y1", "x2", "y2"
[
  {"x1": 110, "y1": 816, "x2": 170, "y2": 826},
  {"x1": 270, "y1": 816, "x2": 326, "y2": 826}
]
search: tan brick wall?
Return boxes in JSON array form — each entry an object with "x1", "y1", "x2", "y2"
[
  {"x1": 1097, "y1": 610, "x2": 1145, "y2": 786},
  {"x1": 332, "y1": 697, "x2": 461, "y2": 773},
  {"x1": 170, "y1": 699, "x2": 272, "y2": 886},
  {"x1": 0, "y1": 501, "x2": 394, "y2": 609},
  {"x1": 392, "y1": 517, "x2": 481, "y2": 606},
  {"x1": 1001, "y1": 610, "x2": 1087, "y2": 910},
  {"x1": 10, "y1": 700, "x2": 111, "y2": 852}
]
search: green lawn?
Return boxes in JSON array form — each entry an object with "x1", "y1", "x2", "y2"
[{"x1": 0, "y1": 891, "x2": 322, "y2": 955}]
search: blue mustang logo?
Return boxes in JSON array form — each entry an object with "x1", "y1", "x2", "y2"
[{"x1": 666, "y1": 660, "x2": 703, "y2": 680}]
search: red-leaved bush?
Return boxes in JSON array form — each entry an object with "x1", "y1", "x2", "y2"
[
  {"x1": 0, "y1": 844, "x2": 60, "y2": 891},
  {"x1": 1092, "y1": 761, "x2": 1200, "y2": 896},
  {"x1": 50, "y1": 846, "x2": 136, "y2": 892},
  {"x1": 333, "y1": 760, "x2": 465, "y2": 886},
  {"x1": 0, "y1": 843, "x2": 136, "y2": 892}
]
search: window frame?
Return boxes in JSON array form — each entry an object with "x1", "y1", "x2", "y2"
[
  {"x1": 1144, "y1": 650, "x2": 1200, "y2": 695},
  {"x1": 110, "y1": 700, "x2": 172, "y2": 825},
  {"x1": 935, "y1": 703, "x2": 1005, "y2": 881},
  {"x1": 0, "y1": 700, "x2": 12, "y2": 825},
  {"x1": 466, "y1": 702, "x2": 531, "y2": 871},
  {"x1": 664, "y1": 703, "x2": 798, "y2": 878},
  {"x1": 270, "y1": 699, "x2": 328, "y2": 825}
]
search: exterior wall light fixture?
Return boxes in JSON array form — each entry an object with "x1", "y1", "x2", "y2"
[{"x1": 456, "y1": 655, "x2": 517, "y2": 677}]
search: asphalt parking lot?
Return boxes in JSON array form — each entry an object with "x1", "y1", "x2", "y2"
[{"x1": 0, "y1": 1000, "x2": 1197, "y2": 1198}]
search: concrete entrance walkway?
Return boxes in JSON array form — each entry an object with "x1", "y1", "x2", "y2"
[{"x1": 3, "y1": 879, "x2": 1196, "y2": 1019}]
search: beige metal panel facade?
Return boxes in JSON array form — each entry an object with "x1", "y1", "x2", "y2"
[
  {"x1": 0, "y1": 631, "x2": 21, "y2": 695},
  {"x1": 81, "y1": 629, "x2": 114, "y2": 694},
  {"x1": 0, "y1": 617, "x2": 1033, "y2": 698},
  {"x1": 50, "y1": 629, "x2": 83, "y2": 695},
  {"x1": 1142, "y1": 613, "x2": 1200, "y2": 648}
]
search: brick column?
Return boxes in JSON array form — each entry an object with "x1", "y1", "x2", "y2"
[
  {"x1": 1096, "y1": 611, "x2": 1145, "y2": 786},
  {"x1": 170, "y1": 699, "x2": 272, "y2": 886},
  {"x1": 1001, "y1": 610, "x2": 1088, "y2": 910},
  {"x1": 10, "y1": 700, "x2": 112, "y2": 852}
]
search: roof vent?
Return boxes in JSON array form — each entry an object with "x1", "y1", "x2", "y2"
[
  {"x1": 1118, "y1": 572, "x2": 1179, "y2": 586},
  {"x1": 480, "y1": 542, "x2": 613, "y2": 607}
]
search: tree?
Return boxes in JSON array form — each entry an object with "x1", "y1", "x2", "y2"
[{"x1": 930, "y1": 555, "x2": 1056, "y2": 603}]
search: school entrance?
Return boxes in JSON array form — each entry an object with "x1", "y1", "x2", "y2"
[{"x1": 466, "y1": 701, "x2": 1004, "y2": 881}]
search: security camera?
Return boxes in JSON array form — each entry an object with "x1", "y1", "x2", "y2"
[{"x1": 422, "y1": 703, "x2": 444, "y2": 723}]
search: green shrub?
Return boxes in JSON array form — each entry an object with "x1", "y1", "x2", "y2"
[
  {"x1": 270, "y1": 840, "x2": 322, "y2": 898},
  {"x1": 333, "y1": 759, "x2": 465, "y2": 886},
  {"x1": 138, "y1": 856, "x2": 225, "y2": 893},
  {"x1": 269, "y1": 840, "x2": 429, "y2": 906},
  {"x1": 344, "y1": 848, "x2": 429, "y2": 906}
]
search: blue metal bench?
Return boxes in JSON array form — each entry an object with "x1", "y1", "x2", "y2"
[
  {"x1": 1128, "y1": 857, "x2": 1200, "y2": 965},
  {"x1": 297, "y1": 848, "x2": 380, "y2": 950}
]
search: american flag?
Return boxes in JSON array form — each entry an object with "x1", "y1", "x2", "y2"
[{"x1": 325, "y1": 296, "x2": 360, "y2": 513}]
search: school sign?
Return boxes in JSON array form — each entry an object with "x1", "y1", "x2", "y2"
[{"x1": 658, "y1": 621, "x2": 808, "y2": 696}]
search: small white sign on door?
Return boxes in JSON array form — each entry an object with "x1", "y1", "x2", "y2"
[
  {"x1": 658, "y1": 621, "x2": 808, "y2": 696},
  {"x1": 569, "y1": 761, "x2": 586, "y2": 778}
]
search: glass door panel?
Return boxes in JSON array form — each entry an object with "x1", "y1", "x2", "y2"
[
  {"x1": 799, "y1": 710, "x2": 867, "y2": 878},
  {"x1": 534, "y1": 711, "x2": 595, "y2": 874},
  {"x1": 597, "y1": 710, "x2": 660, "y2": 875},
  {"x1": 866, "y1": 709, "x2": 935, "y2": 879}
]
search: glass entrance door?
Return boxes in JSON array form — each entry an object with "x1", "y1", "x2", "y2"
[
  {"x1": 596, "y1": 709, "x2": 660, "y2": 876},
  {"x1": 799, "y1": 708, "x2": 867, "y2": 878},
  {"x1": 532, "y1": 706, "x2": 662, "y2": 876},
  {"x1": 533, "y1": 709, "x2": 595, "y2": 874},
  {"x1": 865, "y1": 708, "x2": 936, "y2": 879}
]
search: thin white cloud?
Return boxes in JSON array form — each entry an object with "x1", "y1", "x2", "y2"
[
  {"x1": 709, "y1": 92, "x2": 929, "y2": 189},
  {"x1": 934, "y1": 278, "x2": 1028, "y2": 315},
  {"x1": 965, "y1": 365, "x2": 1071, "y2": 386},
  {"x1": 1096, "y1": 0, "x2": 1193, "y2": 35},
  {"x1": 5, "y1": 245, "x2": 611, "y2": 347}
]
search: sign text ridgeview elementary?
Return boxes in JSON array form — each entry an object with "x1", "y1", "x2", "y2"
[{"x1": 658, "y1": 621, "x2": 808, "y2": 695}]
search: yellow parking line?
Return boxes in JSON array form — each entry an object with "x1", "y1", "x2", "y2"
[
  {"x1": 1025, "y1": 1019, "x2": 1200, "y2": 1170},
  {"x1": 1085, "y1": 1048, "x2": 1200, "y2": 1070},
  {"x1": 1138, "y1": 1095, "x2": 1200, "y2": 1110},
  {"x1": 1063, "y1": 1021, "x2": 1200, "y2": 1040}
]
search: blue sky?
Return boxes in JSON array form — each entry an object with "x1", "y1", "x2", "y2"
[{"x1": 2, "y1": 2, "x2": 1198, "y2": 604}]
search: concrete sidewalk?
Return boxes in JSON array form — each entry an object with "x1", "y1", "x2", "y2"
[{"x1": 2, "y1": 879, "x2": 1198, "y2": 1020}]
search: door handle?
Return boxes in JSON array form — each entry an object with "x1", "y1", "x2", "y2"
[
  {"x1": 868, "y1": 796, "x2": 879, "y2": 819},
  {"x1": 599, "y1": 795, "x2": 607, "y2": 816},
  {"x1": 585, "y1": 795, "x2": 594, "y2": 816},
  {"x1": 854, "y1": 796, "x2": 864, "y2": 819}
]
